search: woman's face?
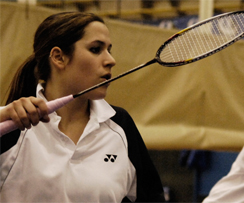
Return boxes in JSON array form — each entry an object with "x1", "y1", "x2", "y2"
[{"x1": 62, "y1": 21, "x2": 116, "y2": 100}]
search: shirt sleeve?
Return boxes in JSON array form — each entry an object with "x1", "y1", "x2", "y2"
[
  {"x1": 0, "y1": 106, "x2": 22, "y2": 154},
  {"x1": 1, "y1": 130, "x2": 21, "y2": 155},
  {"x1": 203, "y1": 147, "x2": 244, "y2": 203},
  {"x1": 111, "y1": 106, "x2": 164, "y2": 202}
]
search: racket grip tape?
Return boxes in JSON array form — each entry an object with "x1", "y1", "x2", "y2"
[
  {"x1": 46, "y1": 95, "x2": 74, "y2": 114},
  {"x1": 0, "y1": 95, "x2": 74, "y2": 137}
]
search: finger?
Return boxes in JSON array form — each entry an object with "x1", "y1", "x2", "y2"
[
  {"x1": 20, "y1": 98, "x2": 41, "y2": 126},
  {"x1": 40, "y1": 114, "x2": 50, "y2": 123},
  {"x1": 29, "y1": 97, "x2": 50, "y2": 123},
  {"x1": 6, "y1": 97, "x2": 50, "y2": 131},
  {"x1": 29, "y1": 97, "x2": 49, "y2": 116},
  {"x1": 12, "y1": 99, "x2": 33, "y2": 129},
  {"x1": 7, "y1": 102, "x2": 28, "y2": 130},
  {"x1": 11, "y1": 112, "x2": 26, "y2": 131}
]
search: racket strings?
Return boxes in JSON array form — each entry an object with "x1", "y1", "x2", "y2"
[{"x1": 160, "y1": 13, "x2": 244, "y2": 63}]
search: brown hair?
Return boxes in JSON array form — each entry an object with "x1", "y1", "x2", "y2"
[{"x1": 6, "y1": 12, "x2": 104, "y2": 104}]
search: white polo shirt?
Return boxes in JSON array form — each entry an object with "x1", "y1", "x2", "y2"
[
  {"x1": 203, "y1": 146, "x2": 244, "y2": 203},
  {"x1": 0, "y1": 84, "x2": 136, "y2": 202}
]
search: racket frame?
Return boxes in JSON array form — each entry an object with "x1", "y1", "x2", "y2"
[{"x1": 156, "y1": 10, "x2": 244, "y2": 67}]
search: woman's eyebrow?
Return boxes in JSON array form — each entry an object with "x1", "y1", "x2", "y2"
[{"x1": 91, "y1": 40, "x2": 112, "y2": 48}]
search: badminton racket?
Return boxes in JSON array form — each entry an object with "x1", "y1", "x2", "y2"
[{"x1": 1, "y1": 10, "x2": 244, "y2": 136}]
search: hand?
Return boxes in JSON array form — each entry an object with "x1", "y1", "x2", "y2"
[{"x1": 0, "y1": 97, "x2": 50, "y2": 131}]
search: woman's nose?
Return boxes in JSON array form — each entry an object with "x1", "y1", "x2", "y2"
[{"x1": 104, "y1": 52, "x2": 116, "y2": 68}]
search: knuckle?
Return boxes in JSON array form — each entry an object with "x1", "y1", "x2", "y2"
[
  {"x1": 28, "y1": 109, "x2": 37, "y2": 116},
  {"x1": 12, "y1": 97, "x2": 27, "y2": 106},
  {"x1": 11, "y1": 100, "x2": 20, "y2": 107},
  {"x1": 19, "y1": 97, "x2": 28, "y2": 103}
]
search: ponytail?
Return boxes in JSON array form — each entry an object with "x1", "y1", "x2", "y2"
[{"x1": 6, "y1": 54, "x2": 38, "y2": 105}]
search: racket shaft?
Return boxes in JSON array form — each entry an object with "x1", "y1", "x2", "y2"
[
  {"x1": 75, "y1": 59, "x2": 157, "y2": 97},
  {"x1": 0, "y1": 95, "x2": 74, "y2": 137},
  {"x1": 0, "y1": 59, "x2": 157, "y2": 136}
]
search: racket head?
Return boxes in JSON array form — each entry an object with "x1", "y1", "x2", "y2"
[{"x1": 156, "y1": 11, "x2": 244, "y2": 67}]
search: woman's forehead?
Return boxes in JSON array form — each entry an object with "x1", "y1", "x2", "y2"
[
  {"x1": 84, "y1": 22, "x2": 110, "y2": 37},
  {"x1": 82, "y1": 21, "x2": 112, "y2": 44}
]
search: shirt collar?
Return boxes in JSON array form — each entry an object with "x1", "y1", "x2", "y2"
[
  {"x1": 36, "y1": 83, "x2": 116, "y2": 123},
  {"x1": 90, "y1": 99, "x2": 116, "y2": 123},
  {"x1": 36, "y1": 83, "x2": 48, "y2": 101}
]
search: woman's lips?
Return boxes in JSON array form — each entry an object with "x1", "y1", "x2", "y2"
[{"x1": 101, "y1": 73, "x2": 112, "y2": 81}]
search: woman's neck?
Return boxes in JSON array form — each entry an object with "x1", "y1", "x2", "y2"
[
  {"x1": 44, "y1": 81, "x2": 90, "y2": 144},
  {"x1": 57, "y1": 98, "x2": 90, "y2": 144}
]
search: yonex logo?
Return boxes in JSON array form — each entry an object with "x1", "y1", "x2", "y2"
[{"x1": 104, "y1": 154, "x2": 117, "y2": 162}]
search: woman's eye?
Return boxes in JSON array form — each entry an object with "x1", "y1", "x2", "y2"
[{"x1": 90, "y1": 47, "x2": 101, "y2": 54}]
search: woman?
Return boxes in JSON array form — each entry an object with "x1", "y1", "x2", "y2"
[{"x1": 0, "y1": 12, "x2": 164, "y2": 202}]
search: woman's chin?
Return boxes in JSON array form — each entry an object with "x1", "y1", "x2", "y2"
[{"x1": 90, "y1": 91, "x2": 107, "y2": 100}]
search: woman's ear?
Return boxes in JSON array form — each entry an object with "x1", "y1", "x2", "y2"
[{"x1": 49, "y1": 47, "x2": 68, "y2": 69}]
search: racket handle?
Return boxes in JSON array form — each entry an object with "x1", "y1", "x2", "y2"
[
  {"x1": 0, "y1": 120, "x2": 18, "y2": 137},
  {"x1": 46, "y1": 94, "x2": 74, "y2": 114},
  {"x1": 0, "y1": 95, "x2": 74, "y2": 137}
]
